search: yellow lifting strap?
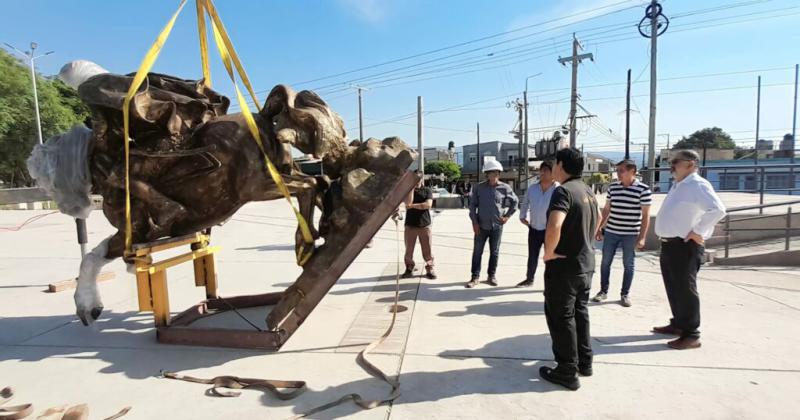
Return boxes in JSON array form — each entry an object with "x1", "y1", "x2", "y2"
[{"x1": 121, "y1": 0, "x2": 314, "y2": 266}]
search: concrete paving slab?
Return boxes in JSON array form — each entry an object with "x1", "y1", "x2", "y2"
[{"x1": 1, "y1": 200, "x2": 799, "y2": 419}]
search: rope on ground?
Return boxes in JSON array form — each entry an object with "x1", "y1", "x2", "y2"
[
  {"x1": 0, "y1": 211, "x2": 58, "y2": 232},
  {"x1": 159, "y1": 215, "x2": 405, "y2": 418},
  {"x1": 289, "y1": 215, "x2": 403, "y2": 419}
]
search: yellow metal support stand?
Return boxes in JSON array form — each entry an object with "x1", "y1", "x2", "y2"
[{"x1": 132, "y1": 232, "x2": 219, "y2": 327}]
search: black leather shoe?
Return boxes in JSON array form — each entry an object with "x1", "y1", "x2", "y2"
[
  {"x1": 578, "y1": 365, "x2": 593, "y2": 377},
  {"x1": 539, "y1": 366, "x2": 580, "y2": 390},
  {"x1": 515, "y1": 279, "x2": 533, "y2": 288},
  {"x1": 400, "y1": 269, "x2": 414, "y2": 279}
]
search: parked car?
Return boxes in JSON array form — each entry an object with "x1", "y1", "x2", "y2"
[{"x1": 431, "y1": 187, "x2": 458, "y2": 199}]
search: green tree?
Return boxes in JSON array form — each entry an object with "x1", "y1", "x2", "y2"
[
  {"x1": 672, "y1": 127, "x2": 736, "y2": 150},
  {"x1": 0, "y1": 50, "x2": 89, "y2": 187},
  {"x1": 424, "y1": 160, "x2": 461, "y2": 181}
]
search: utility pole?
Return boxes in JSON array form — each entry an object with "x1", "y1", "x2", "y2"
[
  {"x1": 792, "y1": 63, "x2": 797, "y2": 164},
  {"x1": 351, "y1": 85, "x2": 369, "y2": 142},
  {"x1": 477, "y1": 122, "x2": 481, "y2": 183},
  {"x1": 641, "y1": 144, "x2": 646, "y2": 169},
  {"x1": 755, "y1": 76, "x2": 761, "y2": 165},
  {"x1": 558, "y1": 34, "x2": 592, "y2": 148},
  {"x1": 639, "y1": 1, "x2": 669, "y2": 182},
  {"x1": 417, "y1": 96, "x2": 424, "y2": 177},
  {"x1": 625, "y1": 68, "x2": 632, "y2": 160},
  {"x1": 509, "y1": 98, "x2": 524, "y2": 190},
  {"x1": 524, "y1": 73, "x2": 542, "y2": 184},
  {"x1": 4, "y1": 42, "x2": 53, "y2": 145}
]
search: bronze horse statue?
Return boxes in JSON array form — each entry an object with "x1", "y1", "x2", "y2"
[{"x1": 29, "y1": 67, "x2": 352, "y2": 325}]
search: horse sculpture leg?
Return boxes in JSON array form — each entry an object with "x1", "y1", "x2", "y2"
[{"x1": 74, "y1": 235, "x2": 118, "y2": 325}]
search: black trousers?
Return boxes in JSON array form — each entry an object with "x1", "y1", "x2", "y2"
[
  {"x1": 525, "y1": 228, "x2": 546, "y2": 282},
  {"x1": 659, "y1": 239, "x2": 703, "y2": 338},
  {"x1": 543, "y1": 260, "x2": 593, "y2": 374}
]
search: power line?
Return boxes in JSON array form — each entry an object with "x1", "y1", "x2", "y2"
[
  {"x1": 289, "y1": 0, "x2": 643, "y2": 87},
  {"x1": 230, "y1": 1, "x2": 796, "y2": 112}
]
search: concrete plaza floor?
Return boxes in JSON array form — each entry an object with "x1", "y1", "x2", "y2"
[{"x1": 0, "y1": 201, "x2": 798, "y2": 419}]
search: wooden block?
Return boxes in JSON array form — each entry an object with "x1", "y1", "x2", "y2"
[
  {"x1": 138, "y1": 246, "x2": 219, "y2": 274},
  {"x1": 150, "y1": 270, "x2": 170, "y2": 327},
  {"x1": 202, "y1": 254, "x2": 218, "y2": 299},
  {"x1": 132, "y1": 232, "x2": 206, "y2": 256},
  {"x1": 136, "y1": 271, "x2": 153, "y2": 311},
  {"x1": 47, "y1": 271, "x2": 115, "y2": 293}
]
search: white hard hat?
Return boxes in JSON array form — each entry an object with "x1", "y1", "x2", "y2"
[{"x1": 482, "y1": 159, "x2": 503, "y2": 172}]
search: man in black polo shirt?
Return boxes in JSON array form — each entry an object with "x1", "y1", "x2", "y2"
[
  {"x1": 539, "y1": 147, "x2": 600, "y2": 391},
  {"x1": 402, "y1": 172, "x2": 436, "y2": 279}
]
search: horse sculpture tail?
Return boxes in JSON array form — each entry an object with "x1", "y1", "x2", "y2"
[{"x1": 26, "y1": 125, "x2": 94, "y2": 219}]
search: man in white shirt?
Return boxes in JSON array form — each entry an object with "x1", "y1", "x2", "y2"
[
  {"x1": 653, "y1": 150, "x2": 726, "y2": 350},
  {"x1": 517, "y1": 160, "x2": 559, "y2": 287}
]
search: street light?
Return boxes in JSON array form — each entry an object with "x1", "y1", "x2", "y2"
[
  {"x1": 523, "y1": 72, "x2": 543, "y2": 184},
  {"x1": 4, "y1": 41, "x2": 54, "y2": 145}
]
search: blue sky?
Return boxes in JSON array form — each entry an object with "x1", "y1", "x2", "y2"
[{"x1": 2, "y1": 0, "x2": 798, "y2": 157}]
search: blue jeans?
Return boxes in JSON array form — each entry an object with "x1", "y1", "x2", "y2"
[
  {"x1": 471, "y1": 227, "x2": 503, "y2": 278},
  {"x1": 526, "y1": 228, "x2": 546, "y2": 282},
  {"x1": 600, "y1": 231, "x2": 637, "y2": 296}
]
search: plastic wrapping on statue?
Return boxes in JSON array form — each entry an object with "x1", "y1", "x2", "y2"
[
  {"x1": 58, "y1": 60, "x2": 110, "y2": 90},
  {"x1": 27, "y1": 125, "x2": 93, "y2": 219}
]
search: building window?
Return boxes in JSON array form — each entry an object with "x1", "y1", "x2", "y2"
[
  {"x1": 744, "y1": 174, "x2": 757, "y2": 191},
  {"x1": 719, "y1": 174, "x2": 740, "y2": 190},
  {"x1": 767, "y1": 174, "x2": 793, "y2": 190},
  {"x1": 469, "y1": 153, "x2": 476, "y2": 163}
]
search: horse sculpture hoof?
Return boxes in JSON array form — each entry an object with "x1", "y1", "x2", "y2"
[{"x1": 76, "y1": 306, "x2": 104, "y2": 326}]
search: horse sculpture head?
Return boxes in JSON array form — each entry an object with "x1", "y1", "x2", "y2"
[{"x1": 263, "y1": 85, "x2": 347, "y2": 160}]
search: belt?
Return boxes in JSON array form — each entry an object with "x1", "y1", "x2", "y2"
[{"x1": 659, "y1": 237, "x2": 684, "y2": 243}]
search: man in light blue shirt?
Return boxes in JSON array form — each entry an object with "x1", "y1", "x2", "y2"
[{"x1": 517, "y1": 160, "x2": 558, "y2": 287}]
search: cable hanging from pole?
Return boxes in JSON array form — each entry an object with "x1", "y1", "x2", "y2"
[{"x1": 638, "y1": 2, "x2": 670, "y2": 38}]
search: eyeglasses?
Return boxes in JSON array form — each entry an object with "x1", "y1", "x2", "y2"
[{"x1": 669, "y1": 158, "x2": 696, "y2": 165}]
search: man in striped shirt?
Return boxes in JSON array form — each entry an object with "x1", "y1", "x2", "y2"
[{"x1": 592, "y1": 160, "x2": 652, "y2": 307}]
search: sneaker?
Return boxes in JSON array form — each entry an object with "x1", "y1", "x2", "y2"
[
  {"x1": 591, "y1": 292, "x2": 607, "y2": 302},
  {"x1": 620, "y1": 295, "x2": 632, "y2": 307},
  {"x1": 539, "y1": 366, "x2": 580, "y2": 391},
  {"x1": 400, "y1": 269, "x2": 414, "y2": 279},
  {"x1": 515, "y1": 279, "x2": 533, "y2": 288},
  {"x1": 485, "y1": 277, "x2": 498, "y2": 287},
  {"x1": 465, "y1": 277, "x2": 480, "y2": 288},
  {"x1": 425, "y1": 269, "x2": 437, "y2": 280}
]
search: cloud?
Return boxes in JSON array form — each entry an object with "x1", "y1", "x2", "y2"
[{"x1": 337, "y1": 0, "x2": 387, "y2": 24}]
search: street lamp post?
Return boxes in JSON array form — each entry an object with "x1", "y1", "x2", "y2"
[{"x1": 4, "y1": 42, "x2": 54, "y2": 145}]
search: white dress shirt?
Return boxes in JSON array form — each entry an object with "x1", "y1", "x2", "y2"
[
  {"x1": 519, "y1": 181, "x2": 559, "y2": 230},
  {"x1": 655, "y1": 172, "x2": 727, "y2": 240}
]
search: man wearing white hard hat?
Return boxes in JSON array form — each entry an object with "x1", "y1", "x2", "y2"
[{"x1": 466, "y1": 159, "x2": 518, "y2": 288}]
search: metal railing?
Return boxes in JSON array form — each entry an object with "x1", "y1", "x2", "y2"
[
  {"x1": 580, "y1": 163, "x2": 800, "y2": 213},
  {"x1": 720, "y1": 199, "x2": 800, "y2": 258}
]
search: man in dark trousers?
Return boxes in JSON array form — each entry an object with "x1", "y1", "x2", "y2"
[
  {"x1": 653, "y1": 150, "x2": 725, "y2": 350},
  {"x1": 517, "y1": 160, "x2": 558, "y2": 287},
  {"x1": 540, "y1": 147, "x2": 600, "y2": 391},
  {"x1": 466, "y1": 159, "x2": 518, "y2": 288},
  {"x1": 402, "y1": 172, "x2": 436, "y2": 279}
]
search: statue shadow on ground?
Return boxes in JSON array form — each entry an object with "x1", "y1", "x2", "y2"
[
  {"x1": 0, "y1": 310, "x2": 291, "y2": 380},
  {"x1": 265, "y1": 331, "x2": 672, "y2": 419}
]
